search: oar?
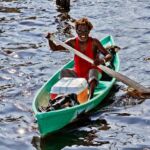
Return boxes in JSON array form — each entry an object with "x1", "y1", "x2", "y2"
[{"x1": 50, "y1": 36, "x2": 150, "y2": 94}]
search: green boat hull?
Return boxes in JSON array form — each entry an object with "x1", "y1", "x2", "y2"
[{"x1": 32, "y1": 35, "x2": 120, "y2": 136}]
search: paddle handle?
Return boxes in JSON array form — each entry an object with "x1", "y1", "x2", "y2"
[{"x1": 49, "y1": 36, "x2": 150, "y2": 94}]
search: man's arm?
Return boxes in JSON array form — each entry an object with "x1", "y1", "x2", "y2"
[
  {"x1": 46, "y1": 33, "x2": 75, "y2": 51},
  {"x1": 93, "y1": 38, "x2": 112, "y2": 65}
]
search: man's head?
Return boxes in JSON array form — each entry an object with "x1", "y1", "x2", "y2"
[{"x1": 75, "y1": 18, "x2": 93, "y2": 42}]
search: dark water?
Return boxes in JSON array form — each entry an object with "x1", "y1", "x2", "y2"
[{"x1": 0, "y1": 0, "x2": 150, "y2": 150}]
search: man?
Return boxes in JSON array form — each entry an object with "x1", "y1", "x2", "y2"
[{"x1": 46, "y1": 18, "x2": 112, "y2": 98}]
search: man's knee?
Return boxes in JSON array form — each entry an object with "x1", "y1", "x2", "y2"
[{"x1": 88, "y1": 69, "x2": 102, "y2": 84}]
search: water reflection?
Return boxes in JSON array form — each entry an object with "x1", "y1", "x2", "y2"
[
  {"x1": 0, "y1": 6, "x2": 21, "y2": 13},
  {"x1": 1, "y1": 0, "x2": 18, "y2": 2},
  {"x1": 32, "y1": 117, "x2": 110, "y2": 150},
  {"x1": 53, "y1": 0, "x2": 75, "y2": 40}
]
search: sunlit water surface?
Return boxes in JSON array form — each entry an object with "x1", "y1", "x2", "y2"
[{"x1": 0, "y1": 0, "x2": 150, "y2": 150}]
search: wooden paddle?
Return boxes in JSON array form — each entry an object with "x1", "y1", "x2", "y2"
[{"x1": 49, "y1": 36, "x2": 150, "y2": 94}]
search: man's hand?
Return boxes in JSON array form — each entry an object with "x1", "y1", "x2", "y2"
[
  {"x1": 45, "y1": 32, "x2": 53, "y2": 39},
  {"x1": 94, "y1": 58, "x2": 105, "y2": 66}
]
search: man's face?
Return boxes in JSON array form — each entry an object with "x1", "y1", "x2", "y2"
[{"x1": 76, "y1": 24, "x2": 90, "y2": 42}]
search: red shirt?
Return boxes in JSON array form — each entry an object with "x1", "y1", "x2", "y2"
[{"x1": 74, "y1": 37, "x2": 102, "y2": 79}]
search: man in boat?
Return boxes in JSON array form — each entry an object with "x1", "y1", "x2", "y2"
[{"x1": 46, "y1": 18, "x2": 112, "y2": 98}]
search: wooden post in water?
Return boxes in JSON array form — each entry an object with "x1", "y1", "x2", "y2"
[{"x1": 56, "y1": 0, "x2": 70, "y2": 12}]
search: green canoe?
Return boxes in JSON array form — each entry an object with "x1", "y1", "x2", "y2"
[{"x1": 32, "y1": 35, "x2": 120, "y2": 136}]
